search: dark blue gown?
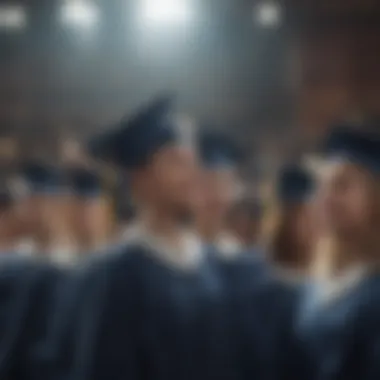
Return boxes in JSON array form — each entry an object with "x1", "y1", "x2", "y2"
[
  {"x1": 0, "y1": 256, "x2": 66, "y2": 380},
  {"x1": 238, "y1": 268, "x2": 300, "y2": 380},
  {"x1": 295, "y1": 272, "x2": 380, "y2": 380},
  {"x1": 50, "y1": 243, "x2": 238, "y2": 380},
  {"x1": 213, "y1": 242, "x2": 300, "y2": 380},
  {"x1": 214, "y1": 247, "x2": 298, "y2": 380}
]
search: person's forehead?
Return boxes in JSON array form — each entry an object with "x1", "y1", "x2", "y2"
[
  {"x1": 318, "y1": 159, "x2": 361, "y2": 180},
  {"x1": 159, "y1": 143, "x2": 196, "y2": 157},
  {"x1": 203, "y1": 168, "x2": 236, "y2": 181}
]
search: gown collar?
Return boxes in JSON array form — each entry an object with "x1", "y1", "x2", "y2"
[
  {"x1": 313, "y1": 264, "x2": 369, "y2": 306},
  {"x1": 214, "y1": 232, "x2": 244, "y2": 260},
  {"x1": 125, "y1": 223, "x2": 204, "y2": 271}
]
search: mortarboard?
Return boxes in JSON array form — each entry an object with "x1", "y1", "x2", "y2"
[
  {"x1": 88, "y1": 95, "x2": 193, "y2": 169},
  {"x1": 198, "y1": 129, "x2": 242, "y2": 169},
  {"x1": 276, "y1": 164, "x2": 315, "y2": 203},
  {"x1": 21, "y1": 163, "x2": 63, "y2": 195},
  {"x1": 68, "y1": 168, "x2": 102, "y2": 198},
  {"x1": 321, "y1": 126, "x2": 380, "y2": 174}
]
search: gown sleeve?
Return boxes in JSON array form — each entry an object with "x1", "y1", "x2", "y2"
[
  {"x1": 11, "y1": 263, "x2": 66, "y2": 380},
  {"x1": 275, "y1": 294, "x2": 312, "y2": 380},
  {"x1": 50, "y1": 253, "x2": 141, "y2": 380},
  {"x1": 356, "y1": 303, "x2": 380, "y2": 380},
  {"x1": 0, "y1": 258, "x2": 66, "y2": 380}
]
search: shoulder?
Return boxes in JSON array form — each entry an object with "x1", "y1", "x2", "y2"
[
  {"x1": 0, "y1": 256, "x2": 57, "y2": 285},
  {"x1": 68, "y1": 242, "x2": 149, "y2": 293},
  {"x1": 78, "y1": 243, "x2": 150, "y2": 273},
  {"x1": 223, "y1": 252, "x2": 267, "y2": 275},
  {"x1": 357, "y1": 274, "x2": 380, "y2": 322}
]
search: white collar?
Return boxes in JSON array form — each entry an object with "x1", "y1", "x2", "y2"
[
  {"x1": 125, "y1": 223, "x2": 204, "y2": 271},
  {"x1": 13, "y1": 238, "x2": 37, "y2": 256},
  {"x1": 316, "y1": 264, "x2": 368, "y2": 305},
  {"x1": 215, "y1": 232, "x2": 243, "y2": 260},
  {"x1": 50, "y1": 246, "x2": 77, "y2": 266}
]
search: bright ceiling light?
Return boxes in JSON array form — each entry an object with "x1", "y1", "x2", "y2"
[
  {"x1": 60, "y1": 0, "x2": 99, "y2": 30},
  {"x1": 0, "y1": 5, "x2": 27, "y2": 30},
  {"x1": 139, "y1": 0, "x2": 194, "y2": 28},
  {"x1": 254, "y1": 1, "x2": 282, "y2": 28}
]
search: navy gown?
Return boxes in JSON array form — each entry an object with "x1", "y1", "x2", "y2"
[
  {"x1": 50, "y1": 243, "x2": 239, "y2": 380},
  {"x1": 238, "y1": 268, "x2": 299, "y2": 380},
  {"x1": 0, "y1": 256, "x2": 66, "y2": 380},
  {"x1": 295, "y1": 272, "x2": 380, "y2": 380},
  {"x1": 214, "y1": 244, "x2": 301, "y2": 380}
]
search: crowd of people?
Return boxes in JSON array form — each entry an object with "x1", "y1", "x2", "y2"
[
  {"x1": 0, "y1": 162, "x2": 113, "y2": 260},
  {"x1": 0, "y1": 93, "x2": 380, "y2": 380}
]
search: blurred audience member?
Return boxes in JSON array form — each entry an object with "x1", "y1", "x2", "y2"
[
  {"x1": 295, "y1": 126, "x2": 380, "y2": 380},
  {"x1": 262, "y1": 164, "x2": 316, "y2": 277},
  {"x1": 226, "y1": 198, "x2": 263, "y2": 249},
  {"x1": 195, "y1": 129, "x2": 245, "y2": 257},
  {"x1": 67, "y1": 167, "x2": 110, "y2": 252}
]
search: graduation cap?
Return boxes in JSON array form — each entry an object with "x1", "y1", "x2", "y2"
[
  {"x1": 198, "y1": 129, "x2": 243, "y2": 169},
  {"x1": 276, "y1": 164, "x2": 315, "y2": 203},
  {"x1": 88, "y1": 95, "x2": 193, "y2": 169},
  {"x1": 68, "y1": 168, "x2": 102, "y2": 198},
  {"x1": 321, "y1": 125, "x2": 380, "y2": 174},
  {"x1": 20, "y1": 163, "x2": 63, "y2": 195}
]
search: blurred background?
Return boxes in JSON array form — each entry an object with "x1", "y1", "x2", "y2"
[{"x1": 0, "y1": 0, "x2": 379, "y2": 258}]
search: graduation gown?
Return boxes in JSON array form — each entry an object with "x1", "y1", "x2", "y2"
[
  {"x1": 0, "y1": 256, "x2": 67, "y2": 380},
  {"x1": 295, "y1": 270, "x2": 380, "y2": 380},
  {"x1": 234, "y1": 262, "x2": 299, "y2": 380},
  {"x1": 214, "y1": 242, "x2": 301, "y2": 380},
  {"x1": 50, "y1": 241, "x2": 238, "y2": 380}
]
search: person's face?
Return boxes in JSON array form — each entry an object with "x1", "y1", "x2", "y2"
[
  {"x1": 195, "y1": 168, "x2": 238, "y2": 219},
  {"x1": 143, "y1": 144, "x2": 199, "y2": 212},
  {"x1": 314, "y1": 161, "x2": 373, "y2": 238},
  {"x1": 15, "y1": 196, "x2": 42, "y2": 225}
]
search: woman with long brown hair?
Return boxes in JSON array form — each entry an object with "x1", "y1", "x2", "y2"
[{"x1": 295, "y1": 126, "x2": 380, "y2": 380}]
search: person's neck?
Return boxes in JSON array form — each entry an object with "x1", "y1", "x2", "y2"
[
  {"x1": 195, "y1": 216, "x2": 224, "y2": 243},
  {"x1": 330, "y1": 236, "x2": 371, "y2": 276},
  {"x1": 139, "y1": 206, "x2": 184, "y2": 246}
]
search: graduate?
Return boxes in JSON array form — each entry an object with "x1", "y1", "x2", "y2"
[
  {"x1": 49, "y1": 95, "x2": 238, "y2": 380},
  {"x1": 195, "y1": 129, "x2": 245, "y2": 258},
  {"x1": 0, "y1": 255, "x2": 67, "y2": 380},
  {"x1": 237, "y1": 164, "x2": 316, "y2": 380},
  {"x1": 11, "y1": 163, "x2": 63, "y2": 257},
  {"x1": 262, "y1": 163, "x2": 316, "y2": 278},
  {"x1": 227, "y1": 165, "x2": 314, "y2": 380},
  {"x1": 295, "y1": 126, "x2": 380, "y2": 380},
  {"x1": 68, "y1": 167, "x2": 109, "y2": 252}
]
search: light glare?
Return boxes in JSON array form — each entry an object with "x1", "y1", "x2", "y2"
[
  {"x1": 0, "y1": 5, "x2": 27, "y2": 30},
  {"x1": 60, "y1": 0, "x2": 99, "y2": 30},
  {"x1": 254, "y1": 2, "x2": 282, "y2": 28},
  {"x1": 140, "y1": 0, "x2": 193, "y2": 27}
]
